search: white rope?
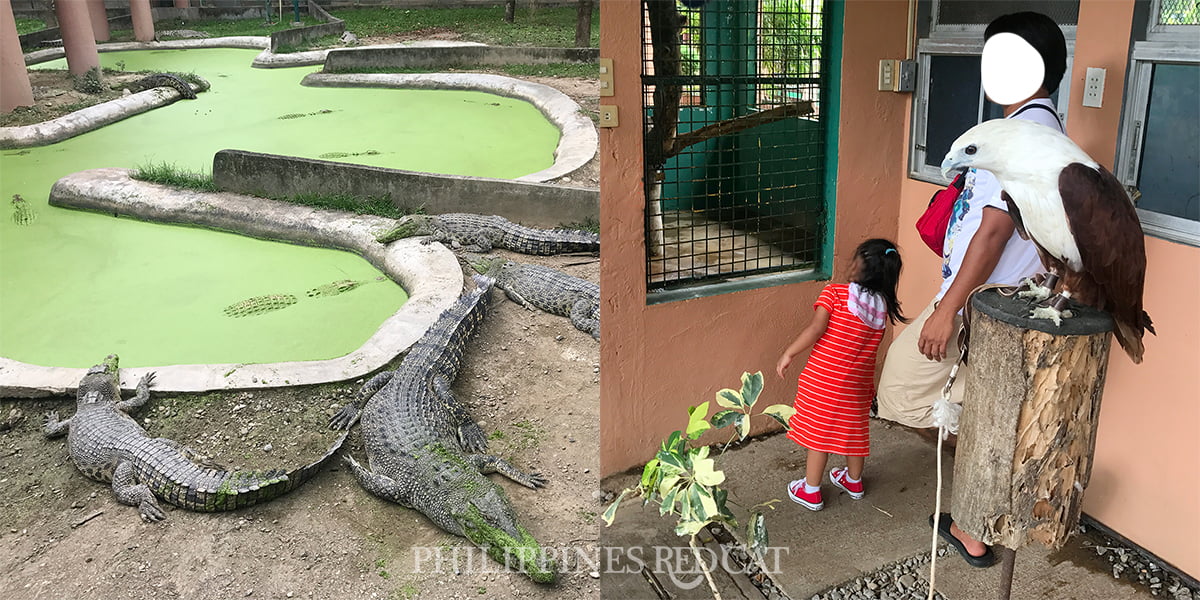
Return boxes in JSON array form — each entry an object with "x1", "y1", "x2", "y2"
[{"x1": 929, "y1": 431, "x2": 944, "y2": 600}]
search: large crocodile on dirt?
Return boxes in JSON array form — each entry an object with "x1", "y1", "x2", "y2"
[
  {"x1": 478, "y1": 257, "x2": 599, "y2": 341},
  {"x1": 376, "y1": 213, "x2": 599, "y2": 256},
  {"x1": 329, "y1": 275, "x2": 556, "y2": 583},
  {"x1": 43, "y1": 355, "x2": 347, "y2": 522}
]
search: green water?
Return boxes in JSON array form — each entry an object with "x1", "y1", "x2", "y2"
[{"x1": 0, "y1": 49, "x2": 560, "y2": 368}]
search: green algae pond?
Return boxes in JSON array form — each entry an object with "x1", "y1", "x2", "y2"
[{"x1": 0, "y1": 48, "x2": 561, "y2": 369}]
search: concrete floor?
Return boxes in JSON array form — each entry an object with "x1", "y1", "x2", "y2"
[{"x1": 601, "y1": 420, "x2": 1156, "y2": 599}]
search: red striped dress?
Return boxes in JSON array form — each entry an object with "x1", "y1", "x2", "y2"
[{"x1": 786, "y1": 284, "x2": 885, "y2": 456}]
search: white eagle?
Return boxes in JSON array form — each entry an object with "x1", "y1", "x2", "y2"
[{"x1": 941, "y1": 118, "x2": 1155, "y2": 363}]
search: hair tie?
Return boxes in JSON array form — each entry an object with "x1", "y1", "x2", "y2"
[{"x1": 885, "y1": 248, "x2": 897, "y2": 255}]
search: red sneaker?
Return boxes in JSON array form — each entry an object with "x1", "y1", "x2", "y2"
[
  {"x1": 830, "y1": 467, "x2": 865, "y2": 499},
  {"x1": 787, "y1": 479, "x2": 824, "y2": 511}
]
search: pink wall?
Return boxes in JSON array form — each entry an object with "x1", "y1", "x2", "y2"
[
  {"x1": 889, "y1": 0, "x2": 1199, "y2": 577},
  {"x1": 602, "y1": 0, "x2": 1197, "y2": 578},
  {"x1": 600, "y1": 0, "x2": 911, "y2": 472}
]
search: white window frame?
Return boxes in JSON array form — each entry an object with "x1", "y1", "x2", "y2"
[
  {"x1": 1115, "y1": 41, "x2": 1200, "y2": 246},
  {"x1": 909, "y1": 38, "x2": 1074, "y2": 184}
]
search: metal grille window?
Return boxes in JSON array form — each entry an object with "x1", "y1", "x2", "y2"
[
  {"x1": 642, "y1": 0, "x2": 829, "y2": 294},
  {"x1": 1155, "y1": 0, "x2": 1200, "y2": 27},
  {"x1": 928, "y1": 0, "x2": 1078, "y2": 35},
  {"x1": 1115, "y1": 0, "x2": 1200, "y2": 246}
]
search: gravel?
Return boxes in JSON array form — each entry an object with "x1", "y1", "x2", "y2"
[
  {"x1": 1080, "y1": 523, "x2": 1197, "y2": 600},
  {"x1": 805, "y1": 552, "x2": 949, "y2": 600}
]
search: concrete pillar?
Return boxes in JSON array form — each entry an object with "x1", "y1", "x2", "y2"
[
  {"x1": 0, "y1": 0, "x2": 34, "y2": 113},
  {"x1": 55, "y1": 0, "x2": 101, "y2": 76},
  {"x1": 86, "y1": 0, "x2": 110, "y2": 43},
  {"x1": 174, "y1": 0, "x2": 189, "y2": 7},
  {"x1": 130, "y1": 0, "x2": 155, "y2": 42}
]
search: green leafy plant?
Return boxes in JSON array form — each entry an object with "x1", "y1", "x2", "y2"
[
  {"x1": 71, "y1": 67, "x2": 105, "y2": 95},
  {"x1": 602, "y1": 371, "x2": 796, "y2": 598}
]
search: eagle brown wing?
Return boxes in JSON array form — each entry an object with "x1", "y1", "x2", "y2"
[
  {"x1": 1058, "y1": 163, "x2": 1154, "y2": 362},
  {"x1": 1001, "y1": 190, "x2": 1030, "y2": 241}
]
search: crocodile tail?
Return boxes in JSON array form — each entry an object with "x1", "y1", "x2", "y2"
[
  {"x1": 502, "y1": 228, "x2": 600, "y2": 256},
  {"x1": 472, "y1": 273, "x2": 495, "y2": 292},
  {"x1": 188, "y1": 430, "x2": 349, "y2": 512}
]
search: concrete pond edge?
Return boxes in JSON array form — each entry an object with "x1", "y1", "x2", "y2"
[
  {"x1": 0, "y1": 81, "x2": 206, "y2": 150},
  {"x1": 10, "y1": 39, "x2": 594, "y2": 182},
  {"x1": 302, "y1": 72, "x2": 597, "y2": 183},
  {"x1": 0, "y1": 168, "x2": 463, "y2": 398}
]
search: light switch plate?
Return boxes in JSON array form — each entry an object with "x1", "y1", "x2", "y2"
[
  {"x1": 600, "y1": 58, "x2": 614, "y2": 97},
  {"x1": 878, "y1": 59, "x2": 897, "y2": 92}
]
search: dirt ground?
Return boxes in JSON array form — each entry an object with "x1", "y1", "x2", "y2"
[
  {"x1": 0, "y1": 249, "x2": 600, "y2": 600},
  {"x1": 2, "y1": 47, "x2": 602, "y2": 600}
]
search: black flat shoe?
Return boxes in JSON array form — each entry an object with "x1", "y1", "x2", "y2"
[{"x1": 930, "y1": 513, "x2": 996, "y2": 568}]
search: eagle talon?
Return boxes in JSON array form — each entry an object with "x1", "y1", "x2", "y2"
[
  {"x1": 1017, "y1": 273, "x2": 1059, "y2": 303},
  {"x1": 1029, "y1": 291, "x2": 1073, "y2": 326}
]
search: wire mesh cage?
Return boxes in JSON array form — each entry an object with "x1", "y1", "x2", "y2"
[
  {"x1": 1157, "y1": 0, "x2": 1200, "y2": 25},
  {"x1": 641, "y1": 0, "x2": 829, "y2": 292}
]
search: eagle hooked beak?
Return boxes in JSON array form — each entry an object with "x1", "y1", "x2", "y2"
[
  {"x1": 940, "y1": 154, "x2": 966, "y2": 180},
  {"x1": 940, "y1": 143, "x2": 978, "y2": 179}
]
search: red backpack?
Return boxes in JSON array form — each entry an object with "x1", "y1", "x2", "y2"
[{"x1": 916, "y1": 171, "x2": 966, "y2": 256}]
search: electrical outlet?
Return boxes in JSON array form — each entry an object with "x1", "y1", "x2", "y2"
[
  {"x1": 878, "y1": 59, "x2": 897, "y2": 92},
  {"x1": 599, "y1": 105, "x2": 619, "y2": 128},
  {"x1": 1083, "y1": 67, "x2": 1105, "y2": 108}
]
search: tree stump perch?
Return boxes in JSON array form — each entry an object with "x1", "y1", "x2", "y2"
[{"x1": 951, "y1": 288, "x2": 1115, "y2": 550}]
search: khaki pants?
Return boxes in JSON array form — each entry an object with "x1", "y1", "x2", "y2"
[{"x1": 875, "y1": 300, "x2": 967, "y2": 429}]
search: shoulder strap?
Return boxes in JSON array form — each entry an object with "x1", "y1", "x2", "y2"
[{"x1": 1010, "y1": 102, "x2": 1063, "y2": 131}]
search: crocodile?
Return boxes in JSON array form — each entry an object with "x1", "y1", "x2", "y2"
[
  {"x1": 478, "y1": 257, "x2": 600, "y2": 341},
  {"x1": 329, "y1": 275, "x2": 556, "y2": 583},
  {"x1": 126, "y1": 73, "x2": 199, "y2": 100},
  {"x1": 44, "y1": 355, "x2": 348, "y2": 522},
  {"x1": 376, "y1": 213, "x2": 599, "y2": 256}
]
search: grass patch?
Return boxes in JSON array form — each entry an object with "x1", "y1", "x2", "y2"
[
  {"x1": 274, "y1": 34, "x2": 343, "y2": 54},
  {"x1": 560, "y1": 217, "x2": 599, "y2": 234},
  {"x1": 129, "y1": 163, "x2": 420, "y2": 220},
  {"x1": 131, "y1": 162, "x2": 218, "y2": 192},
  {"x1": 109, "y1": 15, "x2": 321, "y2": 42},
  {"x1": 16, "y1": 18, "x2": 44, "y2": 35},
  {"x1": 325, "y1": 63, "x2": 596, "y2": 79},
  {"x1": 332, "y1": 5, "x2": 598, "y2": 47},
  {"x1": 277, "y1": 192, "x2": 420, "y2": 220},
  {"x1": 509, "y1": 420, "x2": 545, "y2": 451},
  {"x1": 499, "y1": 63, "x2": 597, "y2": 78},
  {"x1": 390, "y1": 584, "x2": 419, "y2": 600}
]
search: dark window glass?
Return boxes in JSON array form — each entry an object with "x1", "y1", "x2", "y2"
[
  {"x1": 1138, "y1": 62, "x2": 1200, "y2": 221},
  {"x1": 935, "y1": 0, "x2": 1078, "y2": 27},
  {"x1": 924, "y1": 55, "x2": 981, "y2": 168}
]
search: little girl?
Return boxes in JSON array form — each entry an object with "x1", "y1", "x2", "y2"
[{"x1": 775, "y1": 239, "x2": 907, "y2": 510}]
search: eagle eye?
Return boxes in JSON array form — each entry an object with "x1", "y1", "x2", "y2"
[{"x1": 965, "y1": 144, "x2": 977, "y2": 156}]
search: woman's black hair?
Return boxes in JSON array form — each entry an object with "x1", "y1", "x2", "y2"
[
  {"x1": 853, "y1": 238, "x2": 908, "y2": 325},
  {"x1": 985, "y1": 12, "x2": 1068, "y2": 95}
]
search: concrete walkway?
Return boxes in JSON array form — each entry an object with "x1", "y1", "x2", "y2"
[{"x1": 601, "y1": 421, "x2": 1155, "y2": 599}]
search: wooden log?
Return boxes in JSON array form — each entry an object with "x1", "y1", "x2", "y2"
[{"x1": 951, "y1": 288, "x2": 1114, "y2": 550}]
